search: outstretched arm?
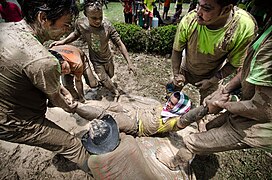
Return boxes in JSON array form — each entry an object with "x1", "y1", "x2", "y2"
[
  {"x1": 49, "y1": 32, "x2": 80, "y2": 47},
  {"x1": 48, "y1": 86, "x2": 78, "y2": 113},
  {"x1": 75, "y1": 102, "x2": 105, "y2": 120},
  {"x1": 116, "y1": 40, "x2": 136, "y2": 75},
  {"x1": 176, "y1": 105, "x2": 208, "y2": 129}
]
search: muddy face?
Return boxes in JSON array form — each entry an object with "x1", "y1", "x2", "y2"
[
  {"x1": 196, "y1": 0, "x2": 229, "y2": 28},
  {"x1": 61, "y1": 61, "x2": 71, "y2": 74},
  {"x1": 85, "y1": 6, "x2": 103, "y2": 28},
  {"x1": 46, "y1": 14, "x2": 74, "y2": 40}
]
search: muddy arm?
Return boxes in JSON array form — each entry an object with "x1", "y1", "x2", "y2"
[
  {"x1": 48, "y1": 86, "x2": 77, "y2": 113},
  {"x1": 171, "y1": 49, "x2": 182, "y2": 78},
  {"x1": 176, "y1": 105, "x2": 208, "y2": 129},
  {"x1": 75, "y1": 103, "x2": 105, "y2": 120},
  {"x1": 217, "y1": 86, "x2": 272, "y2": 123}
]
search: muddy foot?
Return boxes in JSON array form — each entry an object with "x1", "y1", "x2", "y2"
[
  {"x1": 198, "y1": 119, "x2": 207, "y2": 132},
  {"x1": 155, "y1": 147, "x2": 180, "y2": 171}
]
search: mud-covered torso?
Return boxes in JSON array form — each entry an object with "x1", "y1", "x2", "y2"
[
  {"x1": 0, "y1": 20, "x2": 60, "y2": 122},
  {"x1": 74, "y1": 18, "x2": 121, "y2": 65},
  {"x1": 174, "y1": 8, "x2": 256, "y2": 77},
  {"x1": 229, "y1": 30, "x2": 272, "y2": 150}
]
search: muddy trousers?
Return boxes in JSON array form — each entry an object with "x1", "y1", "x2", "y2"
[
  {"x1": 62, "y1": 61, "x2": 99, "y2": 100},
  {"x1": 179, "y1": 113, "x2": 250, "y2": 161},
  {"x1": 93, "y1": 61, "x2": 118, "y2": 95},
  {"x1": 0, "y1": 115, "x2": 91, "y2": 173}
]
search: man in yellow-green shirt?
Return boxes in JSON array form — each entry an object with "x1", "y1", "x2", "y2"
[
  {"x1": 157, "y1": 19, "x2": 272, "y2": 174},
  {"x1": 170, "y1": 0, "x2": 257, "y2": 105}
]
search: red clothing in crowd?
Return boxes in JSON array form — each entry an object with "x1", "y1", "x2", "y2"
[
  {"x1": 123, "y1": 0, "x2": 133, "y2": 14},
  {"x1": 0, "y1": 2, "x2": 23, "y2": 22},
  {"x1": 164, "y1": 0, "x2": 170, "y2": 8}
]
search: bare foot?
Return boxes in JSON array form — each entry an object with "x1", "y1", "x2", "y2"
[
  {"x1": 197, "y1": 119, "x2": 207, "y2": 132},
  {"x1": 156, "y1": 148, "x2": 180, "y2": 171}
]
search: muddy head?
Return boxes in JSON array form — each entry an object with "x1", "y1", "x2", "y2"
[{"x1": 81, "y1": 115, "x2": 120, "y2": 154}]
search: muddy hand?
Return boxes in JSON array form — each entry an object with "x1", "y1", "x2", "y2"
[
  {"x1": 49, "y1": 40, "x2": 64, "y2": 48},
  {"x1": 205, "y1": 90, "x2": 229, "y2": 114},
  {"x1": 173, "y1": 74, "x2": 185, "y2": 87},
  {"x1": 128, "y1": 65, "x2": 137, "y2": 76},
  {"x1": 195, "y1": 76, "x2": 219, "y2": 91}
]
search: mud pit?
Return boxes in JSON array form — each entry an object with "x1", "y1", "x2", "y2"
[{"x1": 0, "y1": 40, "x2": 271, "y2": 179}]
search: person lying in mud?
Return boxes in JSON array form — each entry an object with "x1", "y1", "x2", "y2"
[
  {"x1": 75, "y1": 91, "x2": 212, "y2": 137},
  {"x1": 155, "y1": 18, "x2": 272, "y2": 174},
  {"x1": 77, "y1": 115, "x2": 181, "y2": 179},
  {"x1": 49, "y1": 44, "x2": 100, "y2": 103}
]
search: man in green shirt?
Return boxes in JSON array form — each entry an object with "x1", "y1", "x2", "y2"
[
  {"x1": 157, "y1": 17, "x2": 272, "y2": 174},
  {"x1": 170, "y1": 0, "x2": 257, "y2": 130}
]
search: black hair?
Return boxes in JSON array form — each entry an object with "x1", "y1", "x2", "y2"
[
  {"x1": 215, "y1": 0, "x2": 238, "y2": 7},
  {"x1": 84, "y1": 0, "x2": 102, "y2": 12},
  {"x1": 22, "y1": 0, "x2": 79, "y2": 24},
  {"x1": 49, "y1": 50, "x2": 64, "y2": 64},
  {"x1": 173, "y1": 92, "x2": 181, "y2": 101}
]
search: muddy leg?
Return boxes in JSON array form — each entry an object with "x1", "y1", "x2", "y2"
[
  {"x1": 156, "y1": 146, "x2": 193, "y2": 171},
  {"x1": 62, "y1": 74, "x2": 80, "y2": 100},
  {"x1": 113, "y1": 113, "x2": 138, "y2": 136},
  {"x1": 94, "y1": 64, "x2": 119, "y2": 97}
]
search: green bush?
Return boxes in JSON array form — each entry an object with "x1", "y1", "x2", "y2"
[
  {"x1": 146, "y1": 25, "x2": 177, "y2": 55},
  {"x1": 113, "y1": 22, "x2": 177, "y2": 55},
  {"x1": 113, "y1": 23, "x2": 146, "y2": 53}
]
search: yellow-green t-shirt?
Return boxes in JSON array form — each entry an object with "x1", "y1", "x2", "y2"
[{"x1": 173, "y1": 7, "x2": 257, "y2": 77}]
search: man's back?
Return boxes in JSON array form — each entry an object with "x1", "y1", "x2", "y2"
[{"x1": 0, "y1": 21, "x2": 60, "y2": 120}]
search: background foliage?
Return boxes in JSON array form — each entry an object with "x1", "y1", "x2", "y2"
[{"x1": 113, "y1": 22, "x2": 177, "y2": 55}]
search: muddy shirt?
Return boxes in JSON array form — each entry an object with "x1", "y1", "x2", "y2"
[
  {"x1": 74, "y1": 17, "x2": 121, "y2": 65},
  {"x1": 138, "y1": 105, "x2": 179, "y2": 136},
  {"x1": 230, "y1": 26, "x2": 272, "y2": 151},
  {"x1": 120, "y1": 100, "x2": 179, "y2": 136},
  {"x1": 50, "y1": 45, "x2": 84, "y2": 77},
  {"x1": 0, "y1": 20, "x2": 60, "y2": 127},
  {"x1": 173, "y1": 7, "x2": 256, "y2": 77}
]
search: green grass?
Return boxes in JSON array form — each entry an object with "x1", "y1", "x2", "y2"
[
  {"x1": 103, "y1": 2, "x2": 124, "y2": 23},
  {"x1": 103, "y1": 2, "x2": 189, "y2": 23}
]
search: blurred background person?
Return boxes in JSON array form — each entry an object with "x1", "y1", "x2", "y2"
[{"x1": 0, "y1": 0, "x2": 23, "y2": 22}]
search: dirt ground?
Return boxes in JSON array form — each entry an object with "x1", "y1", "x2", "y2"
[{"x1": 0, "y1": 39, "x2": 272, "y2": 180}]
